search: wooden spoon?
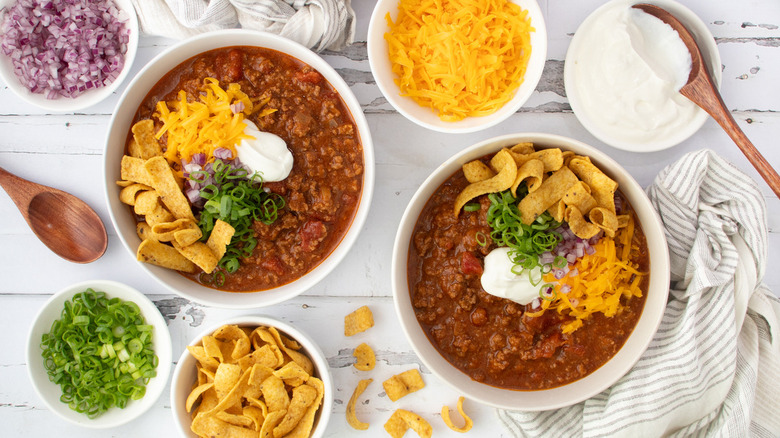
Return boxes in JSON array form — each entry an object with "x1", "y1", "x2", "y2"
[
  {"x1": 0, "y1": 166, "x2": 108, "y2": 263},
  {"x1": 633, "y1": 3, "x2": 780, "y2": 198}
]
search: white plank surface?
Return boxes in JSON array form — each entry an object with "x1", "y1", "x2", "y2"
[{"x1": 1, "y1": 0, "x2": 778, "y2": 437}]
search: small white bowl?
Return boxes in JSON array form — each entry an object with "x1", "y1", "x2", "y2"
[
  {"x1": 391, "y1": 133, "x2": 670, "y2": 411},
  {"x1": 367, "y1": 0, "x2": 547, "y2": 134},
  {"x1": 564, "y1": 0, "x2": 721, "y2": 152},
  {"x1": 26, "y1": 280, "x2": 172, "y2": 428},
  {"x1": 104, "y1": 30, "x2": 374, "y2": 309},
  {"x1": 0, "y1": 0, "x2": 139, "y2": 112},
  {"x1": 171, "y1": 315, "x2": 333, "y2": 438}
]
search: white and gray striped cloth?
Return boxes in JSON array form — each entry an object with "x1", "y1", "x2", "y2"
[
  {"x1": 129, "y1": 0, "x2": 355, "y2": 52},
  {"x1": 498, "y1": 150, "x2": 780, "y2": 437}
]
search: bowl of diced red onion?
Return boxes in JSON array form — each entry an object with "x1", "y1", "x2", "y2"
[{"x1": 0, "y1": 0, "x2": 138, "y2": 111}]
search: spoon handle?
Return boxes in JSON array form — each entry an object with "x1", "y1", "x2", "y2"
[
  {"x1": 0, "y1": 166, "x2": 39, "y2": 207},
  {"x1": 682, "y1": 79, "x2": 780, "y2": 199}
]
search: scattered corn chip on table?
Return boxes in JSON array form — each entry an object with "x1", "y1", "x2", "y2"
[{"x1": 1, "y1": 0, "x2": 779, "y2": 436}]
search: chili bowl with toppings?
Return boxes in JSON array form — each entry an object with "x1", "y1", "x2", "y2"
[
  {"x1": 367, "y1": 0, "x2": 547, "y2": 133},
  {"x1": 26, "y1": 280, "x2": 172, "y2": 428},
  {"x1": 391, "y1": 133, "x2": 669, "y2": 410},
  {"x1": 0, "y1": 0, "x2": 138, "y2": 111},
  {"x1": 104, "y1": 30, "x2": 374, "y2": 308}
]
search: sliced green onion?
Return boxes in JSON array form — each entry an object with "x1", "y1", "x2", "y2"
[
  {"x1": 485, "y1": 189, "x2": 562, "y2": 275},
  {"x1": 40, "y1": 289, "x2": 158, "y2": 419},
  {"x1": 191, "y1": 159, "x2": 285, "y2": 277},
  {"x1": 463, "y1": 203, "x2": 481, "y2": 212}
]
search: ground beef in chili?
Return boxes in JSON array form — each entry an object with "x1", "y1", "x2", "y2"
[
  {"x1": 129, "y1": 47, "x2": 363, "y2": 292},
  {"x1": 407, "y1": 166, "x2": 649, "y2": 390}
]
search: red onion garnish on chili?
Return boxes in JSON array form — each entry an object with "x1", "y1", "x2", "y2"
[
  {"x1": 182, "y1": 154, "x2": 252, "y2": 208},
  {"x1": 541, "y1": 223, "x2": 603, "y2": 280},
  {"x1": 0, "y1": 0, "x2": 130, "y2": 99},
  {"x1": 213, "y1": 147, "x2": 233, "y2": 160}
]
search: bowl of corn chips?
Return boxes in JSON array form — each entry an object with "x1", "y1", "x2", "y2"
[{"x1": 171, "y1": 315, "x2": 333, "y2": 438}]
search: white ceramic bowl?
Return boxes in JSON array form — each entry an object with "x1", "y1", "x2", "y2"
[
  {"x1": 367, "y1": 0, "x2": 547, "y2": 134},
  {"x1": 103, "y1": 30, "x2": 374, "y2": 309},
  {"x1": 0, "y1": 0, "x2": 139, "y2": 112},
  {"x1": 26, "y1": 280, "x2": 172, "y2": 428},
  {"x1": 171, "y1": 315, "x2": 333, "y2": 438},
  {"x1": 564, "y1": 0, "x2": 721, "y2": 152},
  {"x1": 391, "y1": 133, "x2": 670, "y2": 411}
]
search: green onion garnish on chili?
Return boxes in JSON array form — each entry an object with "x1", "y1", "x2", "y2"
[
  {"x1": 192, "y1": 159, "x2": 285, "y2": 274},
  {"x1": 40, "y1": 289, "x2": 158, "y2": 419},
  {"x1": 486, "y1": 189, "x2": 562, "y2": 274}
]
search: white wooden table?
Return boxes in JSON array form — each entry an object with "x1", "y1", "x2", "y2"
[{"x1": 1, "y1": 1, "x2": 778, "y2": 436}]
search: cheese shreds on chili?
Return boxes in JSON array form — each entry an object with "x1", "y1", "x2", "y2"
[
  {"x1": 527, "y1": 215, "x2": 646, "y2": 334},
  {"x1": 153, "y1": 78, "x2": 276, "y2": 163},
  {"x1": 385, "y1": 0, "x2": 533, "y2": 121}
]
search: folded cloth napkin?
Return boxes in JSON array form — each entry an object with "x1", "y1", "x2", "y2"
[
  {"x1": 129, "y1": 0, "x2": 355, "y2": 51},
  {"x1": 498, "y1": 150, "x2": 780, "y2": 437}
]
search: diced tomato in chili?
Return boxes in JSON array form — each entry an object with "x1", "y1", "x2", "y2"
[
  {"x1": 261, "y1": 256, "x2": 286, "y2": 276},
  {"x1": 263, "y1": 181, "x2": 286, "y2": 195},
  {"x1": 295, "y1": 70, "x2": 322, "y2": 84},
  {"x1": 460, "y1": 251, "x2": 483, "y2": 275},
  {"x1": 300, "y1": 220, "x2": 326, "y2": 252}
]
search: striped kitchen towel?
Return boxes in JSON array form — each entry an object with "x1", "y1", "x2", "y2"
[
  {"x1": 129, "y1": 0, "x2": 355, "y2": 52},
  {"x1": 498, "y1": 149, "x2": 780, "y2": 437}
]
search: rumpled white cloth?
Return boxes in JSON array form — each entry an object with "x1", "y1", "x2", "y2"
[
  {"x1": 498, "y1": 150, "x2": 780, "y2": 437},
  {"x1": 129, "y1": 0, "x2": 355, "y2": 51}
]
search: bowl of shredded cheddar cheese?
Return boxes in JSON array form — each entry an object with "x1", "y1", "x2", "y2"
[{"x1": 368, "y1": 0, "x2": 547, "y2": 133}]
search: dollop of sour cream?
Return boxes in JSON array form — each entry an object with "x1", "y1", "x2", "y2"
[
  {"x1": 481, "y1": 247, "x2": 543, "y2": 305},
  {"x1": 236, "y1": 120, "x2": 293, "y2": 182},
  {"x1": 571, "y1": 3, "x2": 697, "y2": 145}
]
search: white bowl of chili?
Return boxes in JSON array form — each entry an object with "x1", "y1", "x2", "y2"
[
  {"x1": 170, "y1": 315, "x2": 333, "y2": 438},
  {"x1": 0, "y1": 0, "x2": 139, "y2": 112},
  {"x1": 392, "y1": 133, "x2": 669, "y2": 410},
  {"x1": 367, "y1": 0, "x2": 547, "y2": 133},
  {"x1": 104, "y1": 30, "x2": 374, "y2": 308},
  {"x1": 26, "y1": 280, "x2": 172, "y2": 428}
]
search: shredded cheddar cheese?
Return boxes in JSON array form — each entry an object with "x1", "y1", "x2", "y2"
[
  {"x1": 385, "y1": 0, "x2": 533, "y2": 121},
  {"x1": 527, "y1": 215, "x2": 646, "y2": 334},
  {"x1": 153, "y1": 78, "x2": 276, "y2": 164}
]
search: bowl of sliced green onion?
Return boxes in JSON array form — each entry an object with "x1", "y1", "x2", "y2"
[{"x1": 26, "y1": 280, "x2": 172, "y2": 428}]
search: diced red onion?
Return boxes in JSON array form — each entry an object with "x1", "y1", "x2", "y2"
[
  {"x1": 185, "y1": 187, "x2": 201, "y2": 204},
  {"x1": 213, "y1": 148, "x2": 232, "y2": 160},
  {"x1": 560, "y1": 284, "x2": 572, "y2": 294},
  {"x1": 230, "y1": 101, "x2": 245, "y2": 114},
  {"x1": 568, "y1": 268, "x2": 579, "y2": 277},
  {"x1": 539, "y1": 251, "x2": 554, "y2": 265},
  {"x1": 191, "y1": 153, "x2": 206, "y2": 166},
  {"x1": 0, "y1": 0, "x2": 130, "y2": 99}
]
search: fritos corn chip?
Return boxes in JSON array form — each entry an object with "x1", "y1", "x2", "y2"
[
  {"x1": 131, "y1": 119, "x2": 163, "y2": 159},
  {"x1": 346, "y1": 379, "x2": 372, "y2": 430},
  {"x1": 441, "y1": 396, "x2": 473, "y2": 433},
  {"x1": 384, "y1": 409, "x2": 432, "y2": 438},
  {"x1": 383, "y1": 369, "x2": 425, "y2": 402},
  {"x1": 137, "y1": 239, "x2": 197, "y2": 273},
  {"x1": 352, "y1": 343, "x2": 375, "y2": 371},
  {"x1": 345, "y1": 305, "x2": 374, "y2": 336},
  {"x1": 454, "y1": 148, "x2": 517, "y2": 216},
  {"x1": 462, "y1": 160, "x2": 496, "y2": 183}
]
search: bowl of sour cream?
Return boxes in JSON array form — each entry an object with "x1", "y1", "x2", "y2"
[{"x1": 564, "y1": 0, "x2": 721, "y2": 152}]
